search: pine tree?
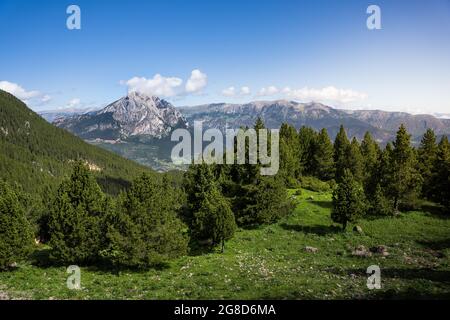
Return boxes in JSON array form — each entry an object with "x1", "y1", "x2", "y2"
[
  {"x1": 184, "y1": 164, "x2": 237, "y2": 249},
  {"x1": 334, "y1": 125, "x2": 350, "y2": 182},
  {"x1": 48, "y1": 161, "x2": 108, "y2": 264},
  {"x1": 183, "y1": 163, "x2": 217, "y2": 223},
  {"x1": 193, "y1": 185, "x2": 236, "y2": 252},
  {"x1": 389, "y1": 125, "x2": 422, "y2": 211},
  {"x1": 331, "y1": 170, "x2": 366, "y2": 230},
  {"x1": 237, "y1": 175, "x2": 294, "y2": 225},
  {"x1": 102, "y1": 173, "x2": 189, "y2": 267},
  {"x1": 418, "y1": 129, "x2": 438, "y2": 199},
  {"x1": 368, "y1": 183, "x2": 394, "y2": 216},
  {"x1": 298, "y1": 126, "x2": 317, "y2": 175},
  {"x1": 360, "y1": 131, "x2": 380, "y2": 192},
  {"x1": 279, "y1": 123, "x2": 301, "y2": 187},
  {"x1": 346, "y1": 137, "x2": 364, "y2": 182},
  {"x1": 312, "y1": 128, "x2": 335, "y2": 181},
  {"x1": 431, "y1": 136, "x2": 450, "y2": 210},
  {"x1": 0, "y1": 181, "x2": 34, "y2": 269}
]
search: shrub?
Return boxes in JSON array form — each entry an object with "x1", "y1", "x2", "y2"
[
  {"x1": 236, "y1": 175, "x2": 295, "y2": 226},
  {"x1": 300, "y1": 176, "x2": 331, "y2": 193},
  {"x1": 102, "y1": 173, "x2": 189, "y2": 268}
]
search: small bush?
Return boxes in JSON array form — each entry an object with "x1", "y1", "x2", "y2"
[
  {"x1": 102, "y1": 173, "x2": 189, "y2": 268},
  {"x1": 300, "y1": 176, "x2": 331, "y2": 192}
]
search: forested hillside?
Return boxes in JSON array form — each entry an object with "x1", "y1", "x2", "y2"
[{"x1": 0, "y1": 89, "x2": 150, "y2": 195}]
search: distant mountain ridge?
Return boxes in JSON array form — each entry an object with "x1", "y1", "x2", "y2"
[
  {"x1": 50, "y1": 95, "x2": 450, "y2": 144},
  {"x1": 179, "y1": 100, "x2": 450, "y2": 143}
]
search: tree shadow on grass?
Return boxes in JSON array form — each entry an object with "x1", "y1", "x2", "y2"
[
  {"x1": 29, "y1": 247, "x2": 171, "y2": 274},
  {"x1": 417, "y1": 238, "x2": 450, "y2": 251},
  {"x1": 311, "y1": 200, "x2": 333, "y2": 210},
  {"x1": 280, "y1": 223, "x2": 341, "y2": 236},
  {"x1": 334, "y1": 267, "x2": 450, "y2": 284},
  {"x1": 370, "y1": 288, "x2": 450, "y2": 300},
  {"x1": 420, "y1": 204, "x2": 450, "y2": 220}
]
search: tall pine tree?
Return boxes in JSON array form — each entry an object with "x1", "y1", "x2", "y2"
[
  {"x1": 431, "y1": 136, "x2": 450, "y2": 210},
  {"x1": 389, "y1": 125, "x2": 422, "y2": 211},
  {"x1": 331, "y1": 170, "x2": 366, "y2": 230},
  {"x1": 360, "y1": 131, "x2": 380, "y2": 192},
  {"x1": 334, "y1": 125, "x2": 350, "y2": 182},
  {"x1": 312, "y1": 128, "x2": 335, "y2": 181},
  {"x1": 346, "y1": 137, "x2": 364, "y2": 183},
  {"x1": 418, "y1": 129, "x2": 438, "y2": 199}
]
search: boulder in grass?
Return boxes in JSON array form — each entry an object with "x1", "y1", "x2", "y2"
[
  {"x1": 352, "y1": 245, "x2": 372, "y2": 258},
  {"x1": 370, "y1": 245, "x2": 389, "y2": 256},
  {"x1": 353, "y1": 225, "x2": 364, "y2": 234},
  {"x1": 304, "y1": 246, "x2": 319, "y2": 253}
]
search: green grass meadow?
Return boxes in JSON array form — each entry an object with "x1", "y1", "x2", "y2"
[{"x1": 1, "y1": 188, "x2": 449, "y2": 300}]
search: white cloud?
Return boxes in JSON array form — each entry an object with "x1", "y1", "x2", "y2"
[
  {"x1": 122, "y1": 69, "x2": 208, "y2": 98},
  {"x1": 0, "y1": 81, "x2": 41, "y2": 101},
  {"x1": 124, "y1": 74, "x2": 183, "y2": 97},
  {"x1": 258, "y1": 86, "x2": 279, "y2": 96},
  {"x1": 222, "y1": 86, "x2": 251, "y2": 97},
  {"x1": 41, "y1": 95, "x2": 52, "y2": 103},
  {"x1": 283, "y1": 86, "x2": 368, "y2": 104},
  {"x1": 67, "y1": 98, "x2": 81, "y2": 108},
  {"x1": 222, "y1": 86, "x2": 236, "y2": 97},
  {"x1": 185, "y1": 69, "x2": 207, "y2": 93},
  {"x1": 240, "y1": 86, "x2": 251, "y2": 96}
]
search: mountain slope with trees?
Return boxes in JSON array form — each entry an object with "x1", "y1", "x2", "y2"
[{"x1": 0, "y1": 89, "x2": 150, "y2": 196}]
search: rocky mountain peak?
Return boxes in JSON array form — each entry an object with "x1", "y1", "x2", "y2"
[{"x1": 55, "y1": 93, "x2": 187, "y2": 140}]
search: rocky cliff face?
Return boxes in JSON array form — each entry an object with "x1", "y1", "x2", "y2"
[{"x1": 55, "y1": 92, "x2": 187, "y2": 140}]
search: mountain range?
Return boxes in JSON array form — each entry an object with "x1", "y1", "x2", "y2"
[{"x1": 40, "y1": 93, "x2": 450, "y2": 171}]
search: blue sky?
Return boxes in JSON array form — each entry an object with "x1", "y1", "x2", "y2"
[{"x1": 0, "y1": 0, "x2": 449, "y2": 114}]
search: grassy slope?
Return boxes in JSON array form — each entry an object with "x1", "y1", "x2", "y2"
[{"x1": 1, "y1": 189, "x2": 449, "y2": 300}]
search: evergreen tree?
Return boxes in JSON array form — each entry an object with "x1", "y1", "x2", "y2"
[
  {"x1": 360, "y1": 131, "x2": 380, "y2": 192},
  {"x1": 102, "y1": 173, "x2": 189, "y2": 267},
  {"x1": 346, "y1": 137, "x2": 364, "y2": 182},
  {"x1": 418, "y1": 129, "x2": 438, "y2": 198},
  {"x1": 0, "y1": 181, "x2": 34, "y2": 269},
  {"x1": 279, "y1": 123, "x2": 301, "y2": 187},
  {"x1": 184, "y1": 163, "x2": 237, "y2": 249},
  {"x1": 334, "y1": 125, "x2": 350, "y2": 182},
  {"x1": 192, "y1": 185, "x2": 236, "y2": 252},
  {"x1": 48, "y1": 161, "x2": 108, "y2": 264},
  {"x1": 215, "y1": 118, "x2": 294, "y2": 227},
  {"x1": 237, "y1": 175, "x2": 294, "y2": 225},
  {"x1": 431, "y1": 136, "x2": 450, "y2": 210},
  {"x1": 298, "y1": 126, "x2": 317, "y2": 175},
  {"x1": 331, "y1": 170, "x2": 366, "y2": 230},
  {"x1": 389, "y1": 125, "x2": 422, "y2": 211},
  {"x1": 311, "y1": 128, "x2": 335, "y2": 180},
  {"x1": 368, "y1": 183, "x2": 394, "y2": 216},
  {"x1": 183, "y1": 163, "x2": 217, "y2": 223}
]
